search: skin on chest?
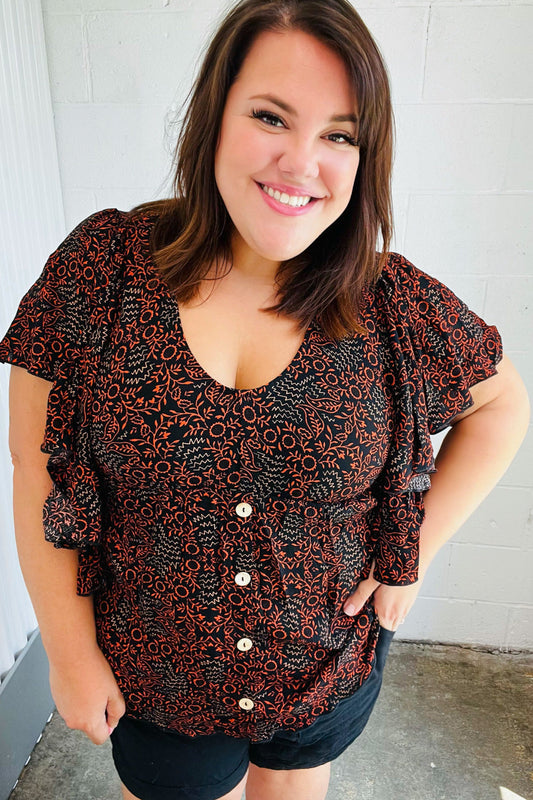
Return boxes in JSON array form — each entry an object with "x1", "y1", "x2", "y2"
[{"x1": 178, "y1": 273, "x2": 307, "y2": 391}]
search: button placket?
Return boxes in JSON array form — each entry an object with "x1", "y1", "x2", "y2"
[
  {"x1": 234, "y1": 503, "x2": 253, "y2": 589},
  {"x1": 232, "y1": 499, "x2": 256, "y2": 714}
]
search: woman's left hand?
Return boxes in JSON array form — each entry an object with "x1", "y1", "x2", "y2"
[{"x1": 343, "y1": 562, "x2": 423, "y2": 631}]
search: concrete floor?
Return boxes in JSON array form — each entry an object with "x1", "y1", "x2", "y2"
[{"x1": 9, "y1": 642, "x2": 533, "y2": 800}]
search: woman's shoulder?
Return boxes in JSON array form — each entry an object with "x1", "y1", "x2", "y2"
[
  {"x1": 362, "y1": 251, "x2": 502, "y2": 435},
  {"x1": 368, "y1": 251, "x2": 468, "y2": 324},
  {"x1": 22, "y1": 206, "x2": 158, "y2": 321},
  {"x1": 64, "y1": 206, "x2": 156, "y2": 252},
  {"x1": 364, "y1": 250, "x2": 502, "y2": 365},
  {"x1": 375, "y1": 251, "x2": 444, "y2": 297},
  {"x1": 54, "y1": 207, "x2": 158, "y2": 287}
]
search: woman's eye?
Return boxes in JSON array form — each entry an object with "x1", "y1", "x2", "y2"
[
  {"x1": 326, "y1": 132, "x2": 358, "y2": 146},
  {"x1": 251, "y1": 109, "x2": 285, "y2": 128}
]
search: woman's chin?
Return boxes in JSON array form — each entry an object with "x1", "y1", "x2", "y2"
[{"x1": 242, "y1": 238, "x2": 310, "y2": 266}]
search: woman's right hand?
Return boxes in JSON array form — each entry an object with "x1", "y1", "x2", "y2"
[{"x1": 49, "y1": 645, "x2": 126, "y2": 745}]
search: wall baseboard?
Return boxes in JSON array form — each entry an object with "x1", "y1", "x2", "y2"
[{"x1": 0, "y1": 630, "x2": 54, "y2": 800}]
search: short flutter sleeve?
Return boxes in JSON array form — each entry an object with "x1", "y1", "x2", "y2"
[
  {"x1": 0, "y1": 209, "x2": 125, "y2": 594},
  {"x1": 368, "y1": 253, "x2": 503, "y2": 585}
]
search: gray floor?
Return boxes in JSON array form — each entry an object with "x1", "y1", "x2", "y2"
[{"x1": 9, "y1": 642, "x2": 533, "y2": 800}]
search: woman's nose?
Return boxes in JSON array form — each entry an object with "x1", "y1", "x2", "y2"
[{"x1": 277, "y1": 136, "x2": 320, "y2": 180}]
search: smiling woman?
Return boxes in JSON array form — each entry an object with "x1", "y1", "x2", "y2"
[
  {"x1": 137, "y1": 0, "x2": 394, "y2": 342},
  {"x1": 214, "y1": 31, "x2": 360, "y2": 266},
  {"x1": 0, "y1": 1, "x2": 529, "y2": 800}
]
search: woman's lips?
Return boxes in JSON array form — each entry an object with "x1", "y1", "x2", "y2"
[{"x1": 256, "y1": 181, "x2": 320, "y2": 215}]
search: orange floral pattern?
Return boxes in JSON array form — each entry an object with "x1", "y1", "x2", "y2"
[{"x1": 0, "y1": 209, "x2": 502, "y2": 741}]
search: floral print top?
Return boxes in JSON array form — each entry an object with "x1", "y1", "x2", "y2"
[{"x1": 0, "y1": 209, "x2": 502, "y2": 741}]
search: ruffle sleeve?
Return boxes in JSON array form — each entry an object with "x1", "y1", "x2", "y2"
[
  {"x1": 0, "y1": 209, "x2": 125, "y2": 594},
  {"x1": 368, "y1": 253, "x2": 503, "y2": 585}
]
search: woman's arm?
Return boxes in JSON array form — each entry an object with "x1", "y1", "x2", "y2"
[
  {"x1": 9, "y1": 366, "x2": 125, "y2": 744},
  {"x1": 344, "y1": 355, "x2": 530, "y2": 629}
]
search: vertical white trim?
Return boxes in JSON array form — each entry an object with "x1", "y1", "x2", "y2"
[{"x1": 0, "y1": 0, "x2": 65, "y2": 678}]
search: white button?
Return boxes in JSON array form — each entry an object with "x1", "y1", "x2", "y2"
[
  {"x1": 235, "y1": 502, "x2": 253, "y2": 518},
  {"x1": 239, "y1": 697, "x2": 254, "y2": 711},
  {"x1": 235, "y1": 572, "x2": 251, "y2": 586},
  {"x1": 237, "y1": 637, "x2": 253, "y2": 652}
]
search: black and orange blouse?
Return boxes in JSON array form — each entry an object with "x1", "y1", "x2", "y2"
[{"x1": 0, "y1": 209, "x2": 502, "y2": 741}]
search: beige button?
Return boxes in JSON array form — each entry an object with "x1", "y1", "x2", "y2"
[
  {"x1": 235, "y1": 572, "x2": 251, "y2": 586},
  {"x1": 237, "y1": 637, "x2": 253, "y2": 652},
  {"x1": 239, "y1": 697, "x2": 255, "y2": 711},
  {"x1": 235, "y1": 502, "x2": 253, "y2": 519}
]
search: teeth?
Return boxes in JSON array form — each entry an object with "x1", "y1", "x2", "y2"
[{"x1": 261, "y1": 184, "x2": 312, "y2": 207}]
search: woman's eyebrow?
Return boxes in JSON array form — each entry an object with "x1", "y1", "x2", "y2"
[{"x1": 249, "y1": 93, "x2": 358, "y2": 125}]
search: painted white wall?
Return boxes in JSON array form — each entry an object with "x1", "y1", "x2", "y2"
[
  {"x1": 0, "y1": 0, "x2": 65, "y2": 678},
  {"x1": 37, "y1": 0, "x2": 532, "y2": 649}
]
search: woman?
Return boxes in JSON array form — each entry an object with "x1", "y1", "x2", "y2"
[{"x1": 1, "y1": 1, "x2": 528, "y2": 799}]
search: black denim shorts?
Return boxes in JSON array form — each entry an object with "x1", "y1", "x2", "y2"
[{"x1": 111, "y1": 626, "x2": 395, "y2": 800}]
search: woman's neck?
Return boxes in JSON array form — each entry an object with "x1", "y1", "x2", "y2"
[{"x1": 228, "y1": 231, "x2": 281, "y2": 286}]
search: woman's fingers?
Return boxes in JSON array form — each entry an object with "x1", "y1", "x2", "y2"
[
  {"x1": 106, "y1": 690, "x2": 126, "y2": 734},
  {"x1": 373, "y1": 609, "x2": 405, "y2": 631},
  {"x1": 343, "y1": 570, "x2": 422, "y2": 629},
  {"x1": 86, "y1": 716, "x2": 115, "y2": 746},
  {"x1": 343, "y1": 574, "x2": 381, "y2": 616},
  {"x1": 373, "y1": 582, "x2": 422, "y2": 630},
  {"x1": 73, "y1": 691, "x2": 125, "y2": 744}
]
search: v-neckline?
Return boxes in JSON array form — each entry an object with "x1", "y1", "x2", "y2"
[
  {"x1": 141, "y1": 220, "x2": 316, "y2": 394},
  {"x1": 174, "y1": 302, "x2": 315, "y2": 395}
]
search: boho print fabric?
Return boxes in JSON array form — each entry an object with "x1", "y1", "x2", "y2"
[{"x1": 0, "y1": 209, "x2": 502, "y2": 741}]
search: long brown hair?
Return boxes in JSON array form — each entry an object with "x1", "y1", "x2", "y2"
[{"x1": 132, "y1": 0, "x2": 394, "y2": 340}]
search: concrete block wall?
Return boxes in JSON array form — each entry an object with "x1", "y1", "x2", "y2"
[{"x1": 40, "y1": 0, "x2": 532, "y2": 649}]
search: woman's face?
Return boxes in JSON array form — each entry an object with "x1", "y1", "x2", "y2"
[{"x1": 214, "y1": 29, "x2": 360, "y2": 270}]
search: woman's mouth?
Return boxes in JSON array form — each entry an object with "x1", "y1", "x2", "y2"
[{"x1": 258, "y1": 183, "x2": 313, "y2": 208}]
